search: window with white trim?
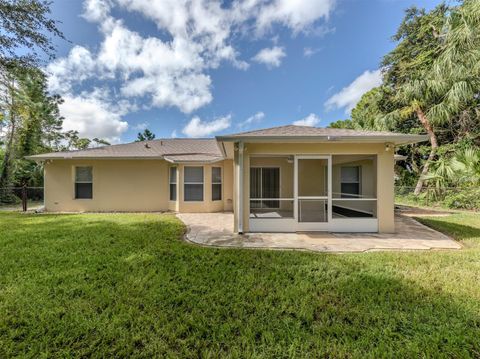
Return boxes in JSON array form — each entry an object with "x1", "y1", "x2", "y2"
[
  {"x1": 169, "y1": 167, "x2": 177, "y2": 201},
  {"x1": 212, "y1": 167, "x2": 222, "y2": 201},
  {"x1": 75, "y1": 166, "x2": 92, "y2": 199},
  {"x1": 340, "y1": 166, "x2": 360, "y2": 198},
  {"x1": 184, "y1": 166, "x2": 204, "y2": 201}
]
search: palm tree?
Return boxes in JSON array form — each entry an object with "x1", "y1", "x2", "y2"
[
  {"x1": 424, "y1": 147, "x2": 480, "y2": 189},
  {"x1": 382, "y1": 1, "x2": 480, "y2": 195},
  {"x1": 450, "y1": 148, "x2": 480, "y2": 186}
]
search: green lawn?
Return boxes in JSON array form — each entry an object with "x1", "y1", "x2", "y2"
[{"x1": 1, "y1": 212, "x2": 480, "y2": 357}]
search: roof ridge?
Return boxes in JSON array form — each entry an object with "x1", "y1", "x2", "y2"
[
  {"x1": 220, "y1": 124, "x2": 305, "y2": 137},
  {"x1": 150, "y1": 137, "x2": 215, "y2": 141}
]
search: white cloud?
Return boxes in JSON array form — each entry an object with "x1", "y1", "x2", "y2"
[
  {"x1": 252, "y1": 46, "x2": 286, "y2": 68},
  {"x1": 132, "y1": 122, "x2": 149, "y2": 131},
  {"x1": 293, "y1": 113, "x2": 320, "y2": 127},
  {"x1": 325, "y1": 69, "x2": 382, "y2": 113},
  {"x1": 59, "y1": 92, "x2": 129, "y2": 144},
  {"x1": 303, "y1": 47, "x2": 320, "y2": 58},
  {"x1": 238, "y1": 111, "x2": 265, "y2": 128},
  {"x1": 82, "y1": 0, "x2": 112, "y2": 22},
  {"x1": 47, "y1": 0, "x2": 336, "y2": 140},
  {"x1": 256, "y1": 0, "x2": 335, "y2": 34},
  {"x1": 182, "y1": 115, "x2": 231, "y2": 138},
  {"x1": 47, "y1": 46, "x2": 96, "y2": 93}
]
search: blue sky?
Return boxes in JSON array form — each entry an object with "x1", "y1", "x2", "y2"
[{"x1": 47, "y1": 0, "x2": 440, "y2": 143}]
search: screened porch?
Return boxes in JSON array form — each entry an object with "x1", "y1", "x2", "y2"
[{"x1": 248, "y1": 154, "x2": 378, "y2": 232}]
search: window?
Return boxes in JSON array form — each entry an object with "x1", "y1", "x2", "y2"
[
  {"x1": 75, "y1": 166, "x2": 92, "y2": 199},
  {"x1": 184, "y1": 166, "x2": 204, "y2": 201},
  {"x1": 212, "y1": 167, "x2": 222, "y2": 201},
  {"x1": 250, "y1": 167, "x2": 280, "y2": 208},
  {"x1": 169, "y1": 167, "x2": 177, "y2": 201},
  {"x1": 341, "y1": 166, "x2": 360, "y2": 198}
]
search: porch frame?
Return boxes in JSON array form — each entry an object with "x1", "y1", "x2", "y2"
[{"x1": 247, "y1": 153, "x2": 379, "y2": 233}]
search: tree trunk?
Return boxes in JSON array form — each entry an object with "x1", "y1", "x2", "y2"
[
  {"x1": 413, "y1": 108, "x2": 438, "y2": 195},
  {"x1": 0, "y1": 77, "x2": 16, "y2": 202}
]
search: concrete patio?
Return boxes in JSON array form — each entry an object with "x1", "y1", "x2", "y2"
[{"x1": 176, "y1": 212, "x2": 461, "y2": 252}]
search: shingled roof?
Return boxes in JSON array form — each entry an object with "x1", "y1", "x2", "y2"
[
  {"x1": 27, "y1": 125, "x2": 429, "y2": 161},
  {"x1": 26, "y1": 138, "x2": 223, "y2": 162},
  {"x1": 216, "y1": 125, "x2": 428, "y2": 145}
]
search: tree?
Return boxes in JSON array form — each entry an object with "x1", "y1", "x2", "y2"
[
  {"x1": 0, "y1": 0, "x2": 64, "y2": 200},
  {"x1": 381, "y1": 5, "x2": 448, "y2": 195},
  {"x1": 0, "y1": 63, "x2": 22, "y2": 193},
  {"x1": 0, "y1": 66, "x2": 64, "y2": 193},
  {"x1": 381, "y1": 2, "x2": 480, "y2": 195},
  {"x1": 424, "y1": 147, "x2": 480, "y2": 188},
  {"x1": 329, "y1": 2, "x2": 480, "y2": 198},
  {"x1": 328, "y1": 119, "x2": 354, "y2": 129},
  {"x1": 0, "y1": 0, "x2": 64, "y2": 67},
  {"x1": 136, "y1": 129, "x2": 156, "y2": 142},
  {"x1": 92, "y1": 138, "x2": 110, "y2": 147}
]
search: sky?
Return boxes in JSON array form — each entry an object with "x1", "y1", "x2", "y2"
[{"x1": 47, "y1": 0, "x2": 440, "y2": 143}]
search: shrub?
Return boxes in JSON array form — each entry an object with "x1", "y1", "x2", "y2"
[{"x1": 443, "y1": 188, "x2": 480, "y2": 210}]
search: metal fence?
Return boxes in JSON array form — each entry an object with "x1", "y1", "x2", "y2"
[{"x1": 0, "y1": 187, "x2": 44, "y2": 212}]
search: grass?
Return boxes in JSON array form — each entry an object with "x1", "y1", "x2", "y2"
[
  {"x1": 1, "y1": 212, "x2": 480, "y2": 357},
  {"x1": 395, "y1": 195, "x2": 453, "y2": 211}
]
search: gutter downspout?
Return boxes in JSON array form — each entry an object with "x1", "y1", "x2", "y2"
[{"x1": 238, "y1": 141, "x2": 244, "y2": 234}]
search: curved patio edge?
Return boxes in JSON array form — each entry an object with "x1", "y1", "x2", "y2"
[{"x1": 176, "y1": 213, "x2": 462, "y2": 253}]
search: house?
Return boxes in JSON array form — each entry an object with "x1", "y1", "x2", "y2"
[{"x1": 27, "y1": 125, "x2": 428, "y2": 233}]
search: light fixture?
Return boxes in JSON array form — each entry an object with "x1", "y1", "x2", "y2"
[{"x1": 385, "y1": 143, "x2": 393, "y2": 152}]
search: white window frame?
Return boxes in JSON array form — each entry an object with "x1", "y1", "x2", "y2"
[
  {"x1": 74, "y1": 166, "x2": 93, "y2": 200},
  {"x1": 340, "y1": 165, "x2": 361, "y2": 198},
  {"x1": 169, "y1": 166, "x2": 177, "y2": 202},
  {"x1": 211, "y1": 166, "x2": 222, "y2": 201},
  {"x1": 183, "y1": 166, "x2": 204, "y2": 202}
]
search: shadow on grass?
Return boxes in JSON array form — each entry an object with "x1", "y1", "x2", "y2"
[
  {"x1": 415, "y1": 216, "x2": 480, "y2": 242},
  {"x1": 1, "y1": 213, "x2": 480, "y2": 357}
]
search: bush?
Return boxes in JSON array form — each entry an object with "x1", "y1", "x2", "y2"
[
  {"x1": 395, "y1": 186, "x2": 480, "y2": 211},
  {"x1": 443, "y1": 189, "x2": 480, "y2": 210}
]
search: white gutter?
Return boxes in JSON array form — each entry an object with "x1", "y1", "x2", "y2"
[
  {"x1": 25, "y1": 155, "x2": 224, "y2": 163},
  {"x1": 237, "y1": 142, "x2": 244, "y2": 234}
]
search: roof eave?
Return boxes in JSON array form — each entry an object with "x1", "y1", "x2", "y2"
[
  {"x1": 24, "y1": 155, "x2": 166, "y2": 161},
  {"x1": 164, "y1": 157, "x2": 224, "y2": 164}
]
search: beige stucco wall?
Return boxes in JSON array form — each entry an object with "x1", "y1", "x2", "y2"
[
  {"x1": 176, "y1": 160, "x2": 234, "y2": 213},
  {"x1": 234, "y1": 142, "x2": 395, "y2": 233},
  {"x1": 44, "y1": 159, "x2": 234, "y2": 213},
  {"x1": 298, "y1": 158, "x2": 327, "y2": 196},
  {"x1": 44, "y1": 159, "x2": 170, "y2": 212}
]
